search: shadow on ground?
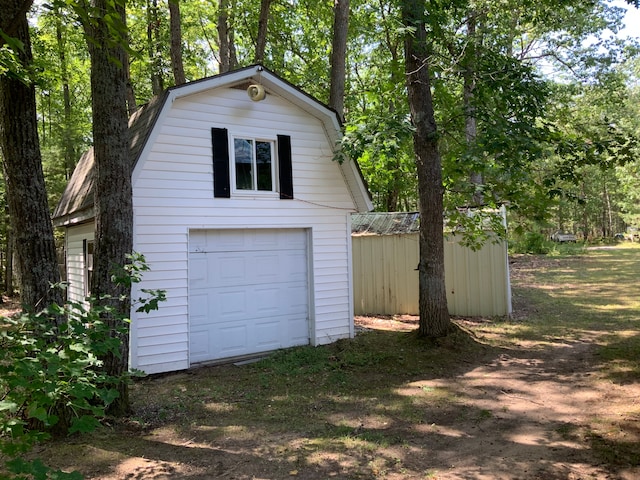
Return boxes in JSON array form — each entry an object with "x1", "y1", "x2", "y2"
[{"x1": 38, "y1": 250, "x2": 640, "y2": 479}]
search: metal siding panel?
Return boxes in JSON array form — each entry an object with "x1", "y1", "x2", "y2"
[{"x1": 353, "y1": 233, "x2": 511, "y2": 317}]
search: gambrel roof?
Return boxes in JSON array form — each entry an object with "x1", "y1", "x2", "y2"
[{"x1": 52, "y1": 65, "x2": 372, "y2": 226}]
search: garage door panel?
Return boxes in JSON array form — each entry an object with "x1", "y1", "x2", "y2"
[
  {"x1": 191, "y1": 314, "x2": 309, "y2": 363},
  {"x1": 205, "y1": 282, "x2": 307, "y2": 322},
  {"x1": 189, "y1": 256, "x2": 208, "y2": 283},
  {"x1": 288, "y1": 316, "x2": 311, "y2": 344},
  {"x1": 255, "y1": 320, "x2": 281, "y2": 349},
  {"x1": 192, "y1": 229, "x2": 307, "y2": 253},
  {"x1": 219, "y1": 289, "x2": 247, "y2": 318},
  {"x1": 189, "y1": 327, "x2": 210, "y2": 359},
  {"x1": 253, "y1": 253, "x2": 283, "y2": 283},
  {"x1": 189, "y1": 228, "x2": 310, "y2": 365},
  {"x1": 250, "y1": 230, "x2": 280, "y2": 249},
  {"x1": 254, "y1": 286, "x2": 281, "y2": 315},
  {"x1": 194, "y1": 251, "x2": 306, "y2": 288},
  {"x1": 189, "y1": 229, "x2": 307, "y2": 252},
  {"x1": 218, "y1": 323, "x2": 249, "y2": 357},
  {"x1": 218, "y1": 255, "x2": 247, "y2": 284},
  {"x1": 189, "y1": 292, "x2": 208, "y2": 316},
  {"x1": 281, "y1": 252, "x2": 307, "y2": 281}
]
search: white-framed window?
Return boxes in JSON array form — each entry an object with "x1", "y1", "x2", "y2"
[
  {"x1": 212, "y1": 127, "x2": 293, "y2": 200},
  {"x1": 83, "y1": 239, "x2": 94, "y2": 296},
  {"x1": 232, "y1": 137, "x2": 276, "y2": 193}
]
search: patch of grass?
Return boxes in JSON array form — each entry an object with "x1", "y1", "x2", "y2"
[
  {"x1": 555, "y1": 422, "x2": 581, "y2": 441},
  {"x1": 476, "y1": 409, "x2": 493, "y2": 422},
  {"x1": 546, "y1": 241, "x2": 587, "y2": 256},
  {"x1": 483, "y1": 245, "x2": 640, "y2": 349},
  {"x1": 595, "y1": 332, "x2": 640, "y2": 384},
  {"x1": 587, "y1": 431, "x2": 640, "y2": 466},
  {"x1": 124, "y1": 327, "x2": 491, "y2": 445}
]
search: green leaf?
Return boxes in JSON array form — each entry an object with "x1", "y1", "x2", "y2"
[
  {"x1": 98, "y1": 387, "x2": 120, "y2": 406},
  {"x1": 0, "y1": 400, "x2": 18, "y2": 412},
  {"x1": 68, "y1": 415, "x2": 102, "y2": 434},
  {"x1": 27, "y1": 405, "x2": 49, "y2": 422},
  {"x1": 4, "y1": 457, "x2": 83, "y2": 480},
  {"x1": 69, "y1": 342, "x2": 90, "y2": 353}
]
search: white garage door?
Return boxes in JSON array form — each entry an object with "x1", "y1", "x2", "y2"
[{"x1": 188, "y1": 228, "x2": 310, "y2": 364}]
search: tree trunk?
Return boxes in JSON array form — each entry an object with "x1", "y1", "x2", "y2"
[
  {"x1": 218, "y1": 0, "x2": 231, "y2": 72},
  {"x1": 168, "y1": 0, "x2": 186, "y2": 85},
  {"x1": 124, "y1": 44, "x2": 138, "y2": 115},
  {"x1": 147, "y1": 0, "x2": 164, "y2": 95},
  {"x1": 328, "y1": 0, "x2": 349, "y2": 120},
  {"x1": 81, "y1": 0, "x2": 133, "y2": 415},
  {"x1": 0, "y1": 0, "x2": 63, "y2": 312},
  {"x1": 580, "y1": 180, "x2": 589, "y2": 240},
  {"x1": 123, "y1": 12, "x2": 138, "y2": 116},
  {"x1": 603, "y1": 177, "x2": 612, "y2": 238},
  {"x1": 464, "y1": 11, "x2": 483, "y2": 206},
  {"x1": 55, "y1": 15, "x2": 77, "y2": 179},
  {"x1": 5, "y1": 215, "x2": 13, "y2": 296},
  {"x1": 254, "y1": 0, "x2": 271, "y2": 64},
  {"x1": 229, "y1": 26, "x2": 238, "y2": 69},
  {"x1": 384, "y1": 31, "x2": 404, "y2": 212},
  {"x1": 401, "y1": 0, "x2": 452, "y2": 337}
]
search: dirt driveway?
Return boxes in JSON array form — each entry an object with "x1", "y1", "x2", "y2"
[
  {"x1": 357, "y1": 313, "x2": 639, "y2": 479},
  {"x1": 36, "y1": 250, "x2": 640, "y2": 479}
]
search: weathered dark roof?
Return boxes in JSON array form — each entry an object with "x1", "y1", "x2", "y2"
[
  {"x1": 351, "y1": 212, "x2": 420, "y2": 236},
  {"x1": 52, "y1": 93, "x2": 168, "y2": 224}
]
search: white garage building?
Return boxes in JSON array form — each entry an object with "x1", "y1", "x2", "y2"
[{"x1": 53, "y1": 65, "x2": 372, "y2": 375}]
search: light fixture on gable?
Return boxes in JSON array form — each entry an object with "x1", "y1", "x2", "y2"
[
  {"x1": 247, "y1": 66, "x2": 266, "y2": 101},
  {"x1": 247, "y1": 83, "x2": 266, "y2": 101}
]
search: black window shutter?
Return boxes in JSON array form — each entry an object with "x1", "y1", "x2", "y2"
[
  {"x1": 212, "y1": 127, "x2": 230, "y2": 198},
  {"x1": 277, "y1": 134, "x2": 293, "y2": 199}
]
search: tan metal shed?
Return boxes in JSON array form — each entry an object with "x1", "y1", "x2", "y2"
[{"x1": 351, "y1": 211, "x2": 512, "y2": 317}]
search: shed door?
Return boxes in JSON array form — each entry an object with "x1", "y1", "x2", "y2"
[{"x1": 188, "y1": 228, "x2": 310, "y2": 364}]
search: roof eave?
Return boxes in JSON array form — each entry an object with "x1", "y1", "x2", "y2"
[{"x1": 52, "y1": 207, "x2": 95, "y2": 228}]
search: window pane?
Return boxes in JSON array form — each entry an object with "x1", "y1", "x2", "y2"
[
  {"x1": 255, "y1": 141, "x2": 272, "y2": 191},
  {"x1": 234, "y1": 139, "x2": 253, "y2": 190}
]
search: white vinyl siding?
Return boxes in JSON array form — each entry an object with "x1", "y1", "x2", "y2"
[
  {"x1": 129, "y1": 87, "x2": 356, "y2": 374},
  {"x1": 64, "y1": 223, "x2": 94, "y2": 306}
]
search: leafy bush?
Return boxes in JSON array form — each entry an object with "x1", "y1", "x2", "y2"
[
  {"x1": 510, "y1": 231, "x2": 549, "y2": 254},
  {"x1": 0, "y1": 253, "x2": 165, "y2": 479}
]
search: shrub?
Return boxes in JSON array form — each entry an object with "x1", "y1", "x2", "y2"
[
  {"x1": 510, "y1": 231, "x2": 549, "y2": 254},
  {"x1": 0, "y1": 253, "x2": 165, "y2": 479}
]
